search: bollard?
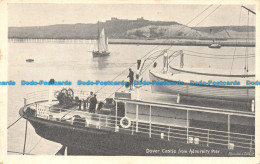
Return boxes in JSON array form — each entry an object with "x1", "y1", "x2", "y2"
[
  {"x1": 85, "y1": 120, "x2": 89, "y2": 127},
  {"x1": 161, "y1": 133, "x2": 164, "y2": 139},
  {"x1": 115, "y1": 126, "x2": 119, "y2": 132},
  {"x1": 194, "y1": 138, "x2": 199, "y2": 144},
  {"x1": 188, "y1": 137, "x2": 193, "y2": 144},
  {"x1": 177, "y1": 94, "x2": 181, "y2": 104},
  {"x1": 251, "y1": 100, "x2": 255, "y2": 112}
]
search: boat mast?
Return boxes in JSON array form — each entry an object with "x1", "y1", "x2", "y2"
[
  {"x1": 105, "y1": 36, "x2": 109, "y2": 51},
  {"x1": 97, "y1": 21, "x2": 100, "y2": 51}
]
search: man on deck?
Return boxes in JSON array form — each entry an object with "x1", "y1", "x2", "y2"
[
  {"x1": 89, "y1": 94, "x2": 97, "y2": 113},
  {"x1": 127, "y1": 68, "x2": 134, "y2": 90},
  {"x1": 86, "y1": 91, "x2": 93, "y2": 108}
]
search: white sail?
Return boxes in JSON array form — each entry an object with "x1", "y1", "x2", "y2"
[{"x1": 97, "y1": 28, "x2": 108, "y2": 52}]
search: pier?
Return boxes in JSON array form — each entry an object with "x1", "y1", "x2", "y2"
[{"x1": 8, "y1": 38, "x2": 255, "y2": 47}]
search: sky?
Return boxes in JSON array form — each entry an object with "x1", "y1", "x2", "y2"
[{"x1": 8, "y1": 4, "x2": 256, "y2": 27}]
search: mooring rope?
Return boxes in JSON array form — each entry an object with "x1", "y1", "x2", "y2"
[
  {"x1": 7, "y1": 114, "x2": 24, "y2": 129},
  {"x1": 96, "y1": 5, "x2": 221, "y2": 98},
  {"x1": 171, "y1": 5, "x2": 213, "y2": 41},
  {"x1": 93, "y1": 5, "x2": 216, "y2": 96},
  {"x1": 28, "y1": 137, "x2": 42, "y2": 154},
  {"x1": 194, "y1": 5, "x2": 222, "y2": 27},
  {"x1": 23, "y1": 120, "x2": 28, "y2": 155},
  {"x1": 167, "y1": 5, "x2": 221, "y2": 51},
  {"x1": 230, "y1": 6, "x2": 242, "y2": 74}
]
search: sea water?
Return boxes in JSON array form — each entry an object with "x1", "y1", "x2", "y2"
[{"x1": 7, "y1": 41, "x2": 255, "y2": 155}]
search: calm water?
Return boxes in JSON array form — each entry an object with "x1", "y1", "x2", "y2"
[{"x1": 7, "y1": 42, "x2": 255, "y2": 155}]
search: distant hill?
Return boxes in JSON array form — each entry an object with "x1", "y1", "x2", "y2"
[{"x1": 8, "y1": 18, "x2": 255, "y2": 40}]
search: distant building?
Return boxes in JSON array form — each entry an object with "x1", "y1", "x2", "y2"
[
  {"x1": 110, "y1": 17, "x2": 146, "y2": 22},
  {"x1": 137, "y1": 17, "x2": 145, "y2": 21},
  {"x1": 111, "y1": 17, "x2": 118, "y2": 21},
  {"x1": 111, "y1": 17, "x2": 128, "y2": 21}
]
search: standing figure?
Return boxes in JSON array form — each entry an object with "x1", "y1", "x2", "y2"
[
  {"x1": 89, "y1": 94, "x2": 98, "y2": 113},
  {"x1": 127, "y1": 68, "x2": 134, "y2": 90},
  {"x1": 87, "y1": 91, "x2": 93, "y2": 108}
]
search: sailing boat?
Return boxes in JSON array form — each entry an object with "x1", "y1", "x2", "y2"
[
  {"x1": 93, "y1": 24, "x2": 110, "y2": 57},
  {"x1": 208, "y1": 39, "x2": 221, "y2": 48}
]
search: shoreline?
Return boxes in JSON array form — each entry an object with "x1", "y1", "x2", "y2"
[
  {"x1": 8, "y1": 38, "x2": 255, "y2": 47},
  {"x1": 109, "y1": 39, "x2": 255, "y2": 47}
]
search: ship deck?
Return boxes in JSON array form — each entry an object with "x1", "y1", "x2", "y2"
[
  {"x1": 22, "y1": 98, "x2": 255, "y2": 155},
  {"x1": 21, "y1": 85, "x2": 255, "y2": 156},
  {"x1": 118, "y1": 84, "x2": 254, "y2": 113}
]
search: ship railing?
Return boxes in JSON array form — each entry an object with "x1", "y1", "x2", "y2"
[
  {"x1": 25, "y1": 90, "x2": 49, "y2": 105},
  {"x1": 23, "y1": 90, "x2": 255, "y2": 153},
  {"x1": 72, "y1": 89, "x2": 115, "y2": 101},
  {"x1": 28, "y1": 103, "x2": 255, "y2": 153},
  {"x1": 24, "y1": 89, "x2": 114, "y2": 105}
]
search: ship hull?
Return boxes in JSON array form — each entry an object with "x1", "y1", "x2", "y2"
[
  {"x1": 208, "y1": 44, "x2": 221, "y2": 48},
  {"x1": 149, "y1": 71, "x2": 255, "y2": 101},
  {"x1": 92, "y1": 51, "x2": 110, "y2": 57},
  {"x1": 26, "y1": 59, "x2": 34, "y2": 62},
  {"x1": 27, "y1": 116, "x2": 230, "y2": 156},
  {"x1": 208, "y1": 45, "x2": 221, "y2": 48},
  {"x1": 169, "y1": 66, "x2": 255, "y2": 77},
  {"x1": 20, "y1": 108, "x2": 236, "y2": 156}
]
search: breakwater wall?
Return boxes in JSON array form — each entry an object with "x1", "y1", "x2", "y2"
[{"x1": 8, "y1": 38, "x2": 255, "y2": 47}]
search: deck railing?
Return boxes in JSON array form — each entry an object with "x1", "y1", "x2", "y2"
[
  {"x1": 25, "y1": 89, "x2": 114, "y2": 105},
  {"x1": 24, "y1": 90, "x2": 255, "y2": 153}
]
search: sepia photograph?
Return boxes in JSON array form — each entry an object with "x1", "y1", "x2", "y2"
[{"x1": 0, "y1": 0, "x2": 259, "y2": 163}]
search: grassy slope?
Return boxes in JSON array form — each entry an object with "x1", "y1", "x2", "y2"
[{"x1": 8, "y1": 19, "x2": 255, "y2": 40}]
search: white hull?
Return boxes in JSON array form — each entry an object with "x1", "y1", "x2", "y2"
[
  {"x1": 149, "y1": 71, "x2": 255, "y2": 101},
  {"x1": 208, "y1": 44, "x2": 221, "y2": 48}
]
